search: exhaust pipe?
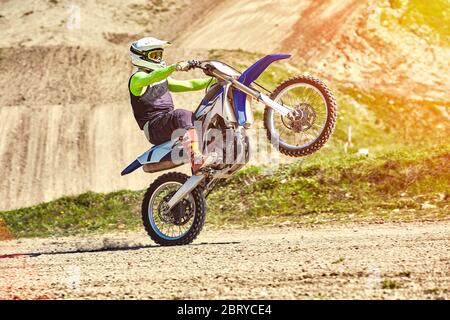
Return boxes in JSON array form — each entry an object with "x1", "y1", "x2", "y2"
[{"x1": 143, "y1": 160, "x2": 182, "y2": 173}]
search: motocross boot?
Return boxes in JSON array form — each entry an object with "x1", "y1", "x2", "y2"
[{"x1": 181, "y1": 128, "x2": 206, "y2": 173}]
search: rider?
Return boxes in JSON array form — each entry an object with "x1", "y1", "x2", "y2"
[{"x1": 128, "y1": 37, "x2": 215, "y2": 172}]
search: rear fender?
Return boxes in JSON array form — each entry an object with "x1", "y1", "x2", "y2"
[{"x1": 121, "y1": 140, "x2": 182, "y2": 176}]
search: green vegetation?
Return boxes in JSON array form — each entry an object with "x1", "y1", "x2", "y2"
[
  {"x1": 332, "y1": 257, "x2": 345, "y2": 264},
  {"x1": 381, "y1": 278, "x2": 404, "y2": 289},
  {"x1": 401, "y1": 0, "x2": 450, "y2": 42},
  {"x1": 206, "y1": 145, "x2": 449, "y2": 225},
  {"x1": 0, "y1": 191, "x2": 144, "y2": 238},
  {"x1": 1, "y1": 145, "x2": 448, "y2": 238},
  {"x1": 383, "y1": 0, "x2": 450, "y2": 45}
]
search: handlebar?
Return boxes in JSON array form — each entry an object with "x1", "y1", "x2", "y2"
[
  {"x1": 191, "y1": 61, "x2": 234, "y2": 80},
  {"x1": 191, "y1": 61, "x2": 214, "y2": 77},
  {"x1": 192, "y1": 61, "x2": 261, "y2": 99},
  {"x1": 190, "y1": 60, "x2": 293, "y2": 116}
]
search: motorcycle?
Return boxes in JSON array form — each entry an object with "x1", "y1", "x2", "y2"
[{"x1": 121, "y1": 54, "x2": 337, "y2": 246}]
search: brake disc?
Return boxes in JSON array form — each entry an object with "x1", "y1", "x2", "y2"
[
  {"x1": 282, "y1": 103, "x2": 317, "y2": 133},
  {"x1": 157, "y1": 193, "x2": 194, "y2": 226}
]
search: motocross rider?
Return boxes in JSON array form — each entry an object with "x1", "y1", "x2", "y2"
[{"x1": 128, "y1": 37, "x2": 215, "y2": 172}]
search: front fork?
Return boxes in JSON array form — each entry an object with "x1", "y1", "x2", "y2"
[
  {"x1": 164, "y1": 173, "x2": 219, "y2": 211},
  {"x1": 257, "y1": 93, "x2": 291, "y2": 116},
  {"x1": 166, "y1": 174, "x2": 205, "y2": 211},
  {"x1": 224, "y1": 74, "x2": 292, "y2": 116}
]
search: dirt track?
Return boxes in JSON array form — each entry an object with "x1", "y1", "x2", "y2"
[{"x1": 1, "y1": 221, "x2": 449, "y2": 299}]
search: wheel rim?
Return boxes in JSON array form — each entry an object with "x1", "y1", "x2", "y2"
[
  {"x1": 269, "y1": 83, "x2": 328, "y2": 150},
  {"x1": 148, "y1": 181, "x2": 196, "y2": 241}
]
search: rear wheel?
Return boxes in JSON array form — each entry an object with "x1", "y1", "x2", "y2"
[
  {"x1": 141, "y1": 172, "x2": 206, "y2": 246},
  {"x1": 263, "y1": 75, "x2": 337, "y2": 157}
]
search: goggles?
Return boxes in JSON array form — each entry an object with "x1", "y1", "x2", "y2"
[{"x1": 147, "y1": 49, "x2": 163, "y2": 63}]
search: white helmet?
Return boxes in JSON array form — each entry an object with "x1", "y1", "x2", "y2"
[{"x1": 130, "y1": 37, "x2": 171, "y2": 70}]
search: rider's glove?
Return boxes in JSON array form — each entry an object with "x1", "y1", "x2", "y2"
[
  {"x1": 187, "y1": 60, "x2": 201, "y2": 69},
  {"x1": 175, "y1": 61, "x2": 190, "y2": 72},
  {"x1": 175, "y1": 60, "x2": 200, "y2": 72}
]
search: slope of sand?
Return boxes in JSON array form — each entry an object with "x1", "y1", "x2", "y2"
[
  {"x1": 176, "y1": 0, "x2": 309, "y2": 53},
  {"x1": 0, "y1": 0, "x2": 213, "y2": 210},
  {"x1": 0, "y1": 0, "x2": 220, "y2": 48},
  {"x1": 179, "y1": 0, "x2": 449, "y2": 100}
]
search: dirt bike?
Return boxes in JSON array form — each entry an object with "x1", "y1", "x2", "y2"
[{"x1": 121, "y1": 54, "x2": 337, "y2": 246}]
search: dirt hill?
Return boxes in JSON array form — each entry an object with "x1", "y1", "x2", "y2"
[
  {"x1": 0, "y1": 0, "x2": 216, "y2": 209},
  {"x1": 178, "y1": 0, "x2": 449, "y2": 101},
  {"x1": 0, "y1": 0, "x2": 448, "y2": 210}
]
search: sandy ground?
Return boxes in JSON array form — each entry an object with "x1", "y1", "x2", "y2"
[{"x1": 1, "y1": 221, "x2": 449, "y2": 299}]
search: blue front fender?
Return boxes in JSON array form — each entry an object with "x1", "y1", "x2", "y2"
[{"x1": 234, "y1": 54, "x2": 291, "y2": 125}]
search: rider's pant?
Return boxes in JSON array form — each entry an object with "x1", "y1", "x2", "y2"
[{"x1": 145, "y1": 109, "x2": 195, "y2": 145}]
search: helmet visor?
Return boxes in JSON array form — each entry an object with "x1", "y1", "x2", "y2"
[{"x1": 147, "y1": 49, "x2": 163, "y2": 63}]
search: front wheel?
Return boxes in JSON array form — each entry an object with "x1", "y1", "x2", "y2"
[
  {"x1": 141, "y1": 172, "x2": 206, "y2": 246},
  {"x1": 264, "y1": 75, "x2": 337, "y2": 157}
]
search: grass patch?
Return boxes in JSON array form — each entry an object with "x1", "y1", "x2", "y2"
[
  {"x1": 339, "y1": 86, "x2": 450, "y2": 147},
  {"x1": 381, "y1": 278, "x2": 403, "y2": 289},
  {"x1": 0, "y1": 190, "x2": 144, "y2": 238},
  {"x1": 400, "y1": 0, "x2": 450, "y2": 45},
  {"x1": 382, "y1": 0, "x2": 450, "y2": 45},
  {"x1": 332, "y1": 257, "x2": 345, "y2": 264},
  {"x1": 1, "y1": 145, "x2": 447, "y2": 239},
  {"x1": 206, "y1": 145, "x2": 449, "y2": 225}
]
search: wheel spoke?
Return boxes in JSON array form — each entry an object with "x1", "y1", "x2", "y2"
[
  {"x1": 271, "y1": 83, "x2": 328, "y2": 149},
  {"x1": 148, "y1": 182, "x2": 196, "y2": 240}
]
